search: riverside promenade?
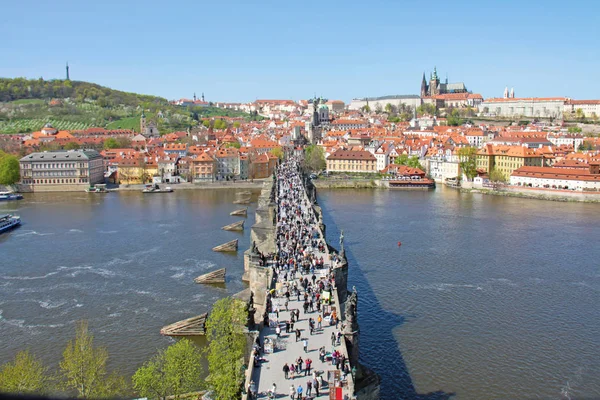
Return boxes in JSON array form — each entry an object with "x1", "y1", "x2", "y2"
[{"x1": 241, "y1": 159, "x2": 378, "y2": 400}]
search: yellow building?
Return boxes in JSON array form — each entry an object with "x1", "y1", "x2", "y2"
[
  {"x1": 326, "y1": 148, "x2": 377, "y2": 173},
  {"x1": 476, "y1": 144, "x2": 552, "y2": 180},
  {"x1": 117, "y1": 159, "x2": 158, "y2": 184}
]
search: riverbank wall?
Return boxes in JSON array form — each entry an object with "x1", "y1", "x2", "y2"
[
  {"x1": 241, "y1": 168, "x2": 380, "y2": 400},
  {"x1": 313, "y1": 178, "x2": 433, "y2": 191},
  {"x1": 462, "y1": 185, "x2": 600, "y2": 203},
  {"x1": 15, "y1": 180, "x2": 266, "y2": 193}
]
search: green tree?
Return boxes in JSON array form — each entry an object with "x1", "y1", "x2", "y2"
[
  {"x1": 0, "y1": 151, "x2": 20, "y2": 185},
  {"x1": 60, "y1": 321, "x2": 127, "y2": 399},
  {"x1": 575, "y1": 108, "x2": 585, "y2": 120},
  {"x1": 489, "y1": 168, "x2": 506, "y2": 183},
  {"x1": 304, "y1": 144, "x2": 326, "y2": 171},
  {"x1": 270, "y1": 147, "x2": 284, "y2": 160},
  {"x1": 447, "y1": 109, "x2": 463, "y2": 126},
  {"x1": 417, "y1": 103, "x2": 436, "y2": 116},
  {"x1": 202, "y1": 119, "x2": 211, "y2": 128},
  {"x1": 457, "y1": 146, "x2": 478, "y2": 180},
  {"x1": 132, "y1": 338, "x2": 204, "y2": 400},
  {"x1": 384, "y1": 103, "x2": 394, "y2": 114},
  {"x1": 361, "y1": 104, "x2": 371, "y2": 113},
  {"x1": 0, "y1": 350, "x2": 51, "y2": 395},
  {"x1": 407, "y1": 155, "x2": 424, "y2": 170},
  {"x1": 225, "y1": 141, "x2": 241, "y2": 149},
  {"x1": 206, "y1": 298, "x2": 246, "y2": 400},
  {"x1": 568, "y1": 126, "x2": 582, "y2": 133},
  {"x1": 114, "y1": 136, "x2": 132, "y2": 148},
  {"x1": 103, "y1": 138, "x2": 118, "y2": 150},
  {"x1": 233, "y1": 121, "x2": 241, "y2": 128},
  {"x1": 213, "y1": 119, "x2": 228, "y2": 130}
]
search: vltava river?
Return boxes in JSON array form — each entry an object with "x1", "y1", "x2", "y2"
[{"x1": 1, "y1": 187, "x2": 599, "y2": 399}]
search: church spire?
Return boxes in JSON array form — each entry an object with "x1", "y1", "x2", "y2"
[{"x1": 66, "y1": 62, "x2": 70, "y2": 81}]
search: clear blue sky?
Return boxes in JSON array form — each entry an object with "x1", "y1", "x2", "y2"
[{"x1": 1, "y1": 0, "x2": 598, "y2": 103}]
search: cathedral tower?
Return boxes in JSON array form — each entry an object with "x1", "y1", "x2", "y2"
[
  {"x1": 429, "y1": 66, "x2": 440, "y2": 96},
  {"x1": 421, "y1": 72, "x2": 428, "y2": 97}
]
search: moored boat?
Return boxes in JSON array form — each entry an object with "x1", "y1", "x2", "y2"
[
  {"x1": 0, "y1": 192, "x2": 23, "y2": 201},
  {"x1": 0, "y1": 214, "x2": 21, "y2": 234},
  {"x1": 142, "y1": 184, "x2": 174, "y2": 193},
  {"x1": 85, "y1": 184, "x2": 109, "y2": 193}
]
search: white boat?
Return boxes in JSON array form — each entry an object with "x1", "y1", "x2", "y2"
[
  {"x1": 0, "y1": 191, "x2": 23, "y2": 201},
  {"x1": 85, "y1": 184, "x2": 108, "y2": 193},
  {"x1": 0, "y1": 214, "x2": 21, "y2": 233},
  {"x1": 142, "y1": 184, "x2": 174, "y2": 193}
]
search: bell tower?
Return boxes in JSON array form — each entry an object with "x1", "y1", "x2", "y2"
[{"x1": 140, "y1": 110, "x2": 146, "y2": 134}]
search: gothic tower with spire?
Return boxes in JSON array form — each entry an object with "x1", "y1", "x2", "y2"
[
  {"x1": 429, "y1": 66, "x2": 440, "y2": 96},
  {"x1": 420, "y1": 72, "x2": 428, "y2": 97}
]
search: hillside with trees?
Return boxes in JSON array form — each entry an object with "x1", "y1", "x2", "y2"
[{"x1": 0, "y1": 78, "x2": 254, "y2": 134}]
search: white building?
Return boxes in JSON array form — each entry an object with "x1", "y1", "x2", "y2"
[
  {"x1": 547, "y1": 133, "x2": 584, "y2": 149},
  {"x1": 374, "y1": 142, "x2": 394, "y2": 172},
  {"x1": 563, "y1": 100, "x2": 600, "y2": 118},
  {"x1": 479, "y1": 97, "x2": 566, "y2": 118},
  {"x1": 349, "y1": 95, "x2": 422, "y2": 111},
  {"x1": 427, "y1": 151, "x2": 461, "y2": 182},
  {"x1": 510, "y1": 166, "x2": 600, "y2": 191}
]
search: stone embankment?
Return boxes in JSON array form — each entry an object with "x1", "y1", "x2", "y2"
[
  {"x1": 463, "y1": 186, "x2": 600, "y2": 203},
  {"x1": 240, "y1": 163, "x2": 380, "y2": 400}
]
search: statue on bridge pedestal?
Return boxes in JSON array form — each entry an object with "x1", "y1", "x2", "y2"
[
  {"x1": 246, "y1": 291, "x2": 256, "y2": 330},
  {"x1": 339, "y1": 230, "x2": 345, "y2": 254},
  {"x1": 344, "y1": 286, "x2": 358, "y2": 333}
]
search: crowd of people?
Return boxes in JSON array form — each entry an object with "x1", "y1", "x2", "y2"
[{"x1": 249, "y1": 159, "x2": 351, "y2": 400}]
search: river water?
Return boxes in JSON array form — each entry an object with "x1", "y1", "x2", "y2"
[{"x1": 1, "y1": 188, "x2": 599, "y2": 399}]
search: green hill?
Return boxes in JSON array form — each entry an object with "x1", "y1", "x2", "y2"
[{"x1": 0, "y1": 78, "x2": 254, "y2": 134}]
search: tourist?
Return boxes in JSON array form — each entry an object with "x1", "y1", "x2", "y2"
[
  {"x1": 276, "y1": 325, "x2": 281, "y2": 338},
  {"x1": 331, "y1": 332, "x2": 336, "y2": 346},
  {"x1": 303, "y1": 338, "x2": 309, "y2": 353},
  {"x1": 290, "y1": 363, "x2": 295, "y2": 379},
  {"x1": 306, "y1": 379, "x2": 312, "y2": 396},
  {"x1": 296, "y1": 356, "x2": 303, "y2": 375},
  {"x1": 319, "y1": 347, "x2": 326, "y2": 362},
  {"x1": 289, "y1": 384, "x2": 296, "y2": 399},
  {"x1": 249, "y1": 380, "x2": 257, "y2": 399},
  {"x1": 296, "y1": 384, "x2": 303, "y2": 399},
  {"x1": 305, "y1": 358, "x2": 312, "y2": 376},
  {"x1": 313, "y1": 377, "x2": 320, "y2": 397},
  {"x1": 283, "y1": 362, "x2": 290, "y2": 379},
  {"x1": 317, "y1": 314, "x2": 322, "y2": 330}
]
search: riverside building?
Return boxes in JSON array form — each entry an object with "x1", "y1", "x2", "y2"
[{"x1": 19, "y1": 150, "x2": 104, "y2": 192}]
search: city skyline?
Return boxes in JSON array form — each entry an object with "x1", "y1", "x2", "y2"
[{"x1": 2, "y1": 0, "x2": 599, "y2": 102}]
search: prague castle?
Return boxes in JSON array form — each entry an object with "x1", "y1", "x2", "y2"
[
  {"x1": 420, "y1": 67, "x2": 468, "y2": 97},
  {"x1": 349, "y1": 67, "x2": 482, "y2": 111}
]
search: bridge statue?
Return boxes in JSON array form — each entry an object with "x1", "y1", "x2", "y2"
[
  {"x1": 344, "y1": 286, "x2": 358, "y2": 333},
  {"x1": 245, "y1": 291, "x2": 256, "y2": 330},
  {"x1": 339, "y1": 230, "x2": 345, "y2": 254}
]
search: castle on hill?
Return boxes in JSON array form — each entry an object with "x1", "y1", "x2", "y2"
[{"x1": 420, "y1": 66, "x2": 467, "y2": 97}]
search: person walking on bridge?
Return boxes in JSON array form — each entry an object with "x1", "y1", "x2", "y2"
[{"x1": 283, "y1": 362, "x2": 290, "y2": 379}]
